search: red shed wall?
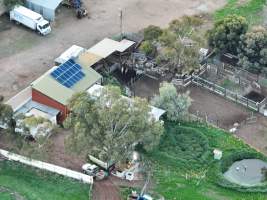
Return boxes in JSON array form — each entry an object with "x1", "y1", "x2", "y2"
[{"x1": 32, "y1": 89, "x2": 68, "y2": 123}]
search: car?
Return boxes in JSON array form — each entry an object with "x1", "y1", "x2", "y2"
[{"x1": 82, "y1": 163, "x2": 99, "y2": 176}]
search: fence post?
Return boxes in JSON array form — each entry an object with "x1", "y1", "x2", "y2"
[
  {"x1": 224, "y1": 88, "x2": 226, "y2": 97},
  {"x1": 247, "y1": 98, "x2": 249, "y2": 108},
  {"x1": 235, "y1": 94, "x2": 238, "y2": 103}
]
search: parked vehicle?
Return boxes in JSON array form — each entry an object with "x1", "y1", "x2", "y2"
[
  {"x1": 82, "y1": 163, "x2": 99, "y2": 176},
  {"x1": 82, "y1": 163, "x2": 108, "y2": 180},
  {"x1": 10, "y1": 6, "x2": 51, "y2": 35}
]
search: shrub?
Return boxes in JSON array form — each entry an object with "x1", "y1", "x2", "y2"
[
  {"x1": 207, "y1": 14, "x2": 248, "y2": 55},
  {"x1": 153, "y1": 122, "x2": 211, "y2": 169},
  {"x1": 143, "y1": 25, "x2": 163, "y2": 41},
  {"x1": 139, "y1": 41, "x2": 156, "y2": 56}
]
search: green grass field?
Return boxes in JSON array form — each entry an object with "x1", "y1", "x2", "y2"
[
  {"x1": 215, "y1": 0, "x2": 267, "y2": 25},
  {"x1": 147, "y1": 121, "x2": 267, "y2": 200},
  {"x1": 0, "y1": 161, "x2": 90, "y2": 200}
]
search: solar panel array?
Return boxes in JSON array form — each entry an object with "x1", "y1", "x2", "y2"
[{"x1": 51, "y1": 59, "x2": 85, "y2": 88}]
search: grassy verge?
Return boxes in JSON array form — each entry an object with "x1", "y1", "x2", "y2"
[
  {"x1": 0, "y1": 161, "x2": 90, "y2": 200},
  {"x1": 146, "y1": 121, "x2": 267, "y2": 200},
  {"x1": 215, "y1": 0, "x2": 267, "y2": 25}
]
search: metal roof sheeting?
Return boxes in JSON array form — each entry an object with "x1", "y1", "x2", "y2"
[
  {"x1": 77, "y1": 52, "x2": 102, "y2": 67},
  {"x1": 87, "y1": 84, "x2": 166, "y2": 121},
  {"x1": 88, "y1": 38, "x2": 135, "y2": 58},
  {"x1": 26, "y1": 0, "x2": 63, "y2": 10},
  {"x1": 31, "y1": 63, "x2": 102, "y2": 106},
  {"x1": 55, "y1": 45, "x2": 85, "y2": 65}
]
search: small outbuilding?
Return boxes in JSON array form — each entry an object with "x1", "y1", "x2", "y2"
[
  {"x1": 213, "y1": 149, "x2": 223, "y2": 160},
  {"x1": 25, "y1": 0, "x2": 63, "y2": 21}
]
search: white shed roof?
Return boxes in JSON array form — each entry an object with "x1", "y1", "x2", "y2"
[
  {"x1": 88, "y1": 38, "x2": 135, "y2": 58},
  {"x1": 87, "y1": 84, "x2": 165, "y2": 121},
  {"x1": 55, "y1": 45, "x2": 85, "y2": 64},
  {"x1": 26, "y1": 0, "x2": 63, "y2": 10}
]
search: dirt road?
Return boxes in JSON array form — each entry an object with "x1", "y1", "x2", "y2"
[{"x1": 0, "y1": 0, "x2": 226, "y2": 100}]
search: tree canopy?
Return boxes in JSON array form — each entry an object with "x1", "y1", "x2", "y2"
[
  {"x1": 143, "y1": 16, "x2": 204, "y2": 75},
  {"x1": 143, "y1": 25, "x2": 163, "y2": 41},
  {"x1": 238, "y1": 26, "x2": 267, "y2": 74},
  {"x1": 208, "y1": 15, "x2": 248, "y2": 55},
  {"x1": 152, "y1": 82, "x2": 192, "y2": 121},
  {"x1": 0, "y1": 96, "x2": 15, "y2": 133},
  {"x1": 64, "y1": 86, "x2": 164, "y2": 162}
]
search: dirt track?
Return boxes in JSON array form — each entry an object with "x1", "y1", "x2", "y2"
[{"x1": 0, "y1": 0, "x2": 226, "y2": 100}]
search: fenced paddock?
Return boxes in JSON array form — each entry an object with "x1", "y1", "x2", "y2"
[
  {"x1": 192, "y1": 76, "x2": 266, "y2": 113},
  {"x1": 0, "y1": 149, "x2": 93, "y2": 184}
]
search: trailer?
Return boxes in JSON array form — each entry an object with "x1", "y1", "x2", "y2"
[
  {"x1": 10, "y1": 5, "x2": 51, "y2": 35},
  {"x1": 89, "y1": 155, "x2": 115, "y2": 172}
]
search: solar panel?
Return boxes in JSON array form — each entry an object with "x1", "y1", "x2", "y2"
[{"x1": 50, "y1": 59, "x2": 85, "y2": 88}]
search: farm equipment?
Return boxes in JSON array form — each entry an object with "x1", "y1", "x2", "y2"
[
  {"x1": 82, "y1": 163, "x2": 108, "y2": 180},
  {"x1": 62, "y1": 0, "x2": 88, "y2": 19}
]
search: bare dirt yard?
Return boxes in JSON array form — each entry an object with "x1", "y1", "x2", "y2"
[
  {"x1": 236, "y1": 115, "x2": 267, "y2": 155},
  {"x1": 0, "y1": 0, "x2": 226, "y2": 100},
  {"x1": 133, "y1": 77, "x2": 250, "y2": 130},
  {"x1": 188, "y1": 85, "x2": 249, "y2": 129}
]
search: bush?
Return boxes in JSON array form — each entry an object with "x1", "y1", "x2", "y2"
[
  {"x1": 207, "y1": 14, "x2": 248, "y2": 55},
  {"x1": 143, "y1": 25, "x2": 163, "y2": 41},
  {"x1": 152, "y1": 121, "x2": 211, "y2": 169},
  {"x1": 139, "y1": 41, "x2": 156, "y2": 56}
]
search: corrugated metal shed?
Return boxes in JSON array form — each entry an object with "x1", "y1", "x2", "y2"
[
  {"x1": 77, "y1": 52, "x2": 102, "y2": 67},
  {"x1": 26, "y1": 0, "x2": 63, "y2": 21},
  {"x1": 31, "y1": 62, "x2": 103, "y2": 106},
  {"x1": 87, "y1": 84, "x2": 166, "y2": 121},
  {"x1": 88, "y1": 38, "x2": 135, "y2": 58}
]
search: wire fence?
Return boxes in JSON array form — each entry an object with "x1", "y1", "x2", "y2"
[{"x1": 192, "y1": 75, "x2": 266, "y2": 113}]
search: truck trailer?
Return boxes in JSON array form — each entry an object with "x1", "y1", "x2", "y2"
[{"x1": 10, "y1": 5, "x2": 51, "y2": 36}]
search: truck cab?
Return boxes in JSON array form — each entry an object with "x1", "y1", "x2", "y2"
[
  {"x1": 82, "y1": 163, "x2": 99, "y2": 176},
  {"x1": 36, "y1": 19, "x2": 51, "y2": 35}
]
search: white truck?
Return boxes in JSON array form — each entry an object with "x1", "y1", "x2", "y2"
[{"x1": 10, "y1": 5, "x2": 51, "y2": 36}]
